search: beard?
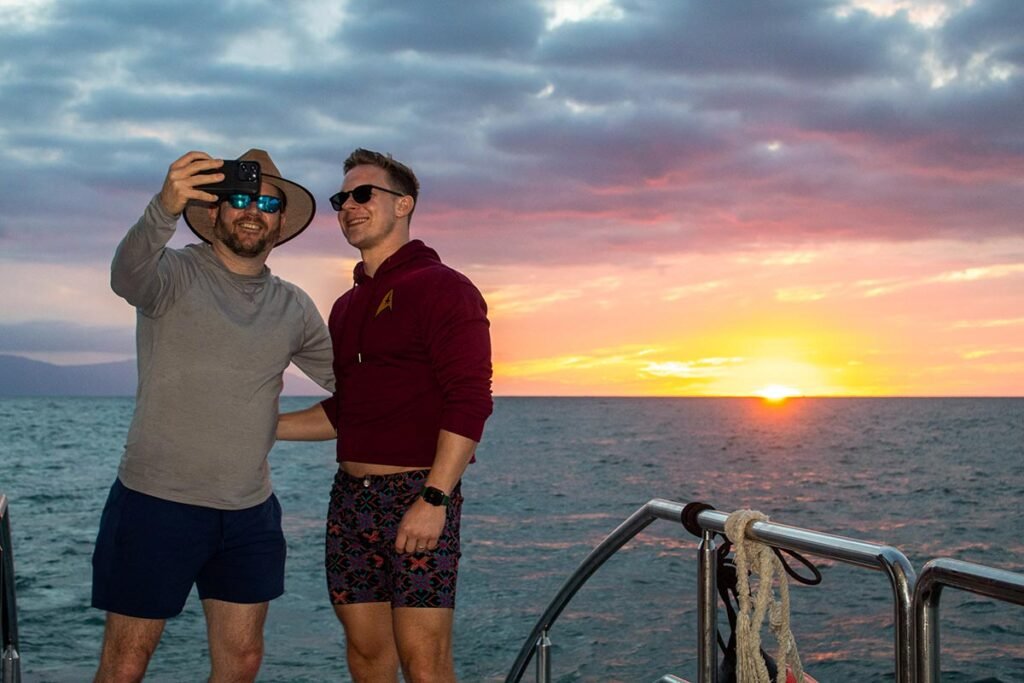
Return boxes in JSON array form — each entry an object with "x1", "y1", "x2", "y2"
[{"x1": 214, "y1": 215, "x2": 281, "y2": 258}]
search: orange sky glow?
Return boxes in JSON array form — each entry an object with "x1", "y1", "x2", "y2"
[{"x1": 477, "y1": 240, "x2": 1022, "y2": 397}]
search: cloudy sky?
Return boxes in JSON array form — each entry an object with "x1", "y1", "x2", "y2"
[{"x1": 1, "y1": 0, "x2": 1021, "y2": 396}]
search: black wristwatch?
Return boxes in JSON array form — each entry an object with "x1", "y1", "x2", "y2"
[{"x1": 421, "y1": 486, "x2": 450, "y2": 507}]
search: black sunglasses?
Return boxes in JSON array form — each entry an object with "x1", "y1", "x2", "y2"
[{"x1": 329, "y1": 184, "x2": 404, "y2": 211}]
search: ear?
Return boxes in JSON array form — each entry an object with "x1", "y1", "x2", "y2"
[
  {"x1": 206, "y1": 203, "x2": 219, "y2": 225},
  {"x1": 395, "y1": 195, "x2": 415, "y2": 218}
]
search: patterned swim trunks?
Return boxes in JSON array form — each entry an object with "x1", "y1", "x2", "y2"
[{"x1": 325, "y1": 468, "x2": 463, "y2": 608}]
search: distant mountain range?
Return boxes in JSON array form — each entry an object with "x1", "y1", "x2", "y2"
[{"x1": 0, "y1": 354, "x2": 328, "y2": 397}]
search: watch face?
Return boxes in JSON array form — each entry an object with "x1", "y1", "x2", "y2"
[{"x1": 422, "y1": 486, "x2": 447, "y2": 506}]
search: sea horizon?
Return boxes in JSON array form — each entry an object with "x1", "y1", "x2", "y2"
[
  {"x1": 3, "y1": 396, "x2": 1023, "y2": 681},
  {"x1": 4, "y1": 352, "x2": 1024, "y2": 400}
]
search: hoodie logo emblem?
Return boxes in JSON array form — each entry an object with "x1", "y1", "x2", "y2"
[{"x1": 376, "y1": 289, "x2": 394, "y2": 317}]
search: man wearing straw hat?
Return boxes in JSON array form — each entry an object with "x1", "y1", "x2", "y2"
[{"x1": 91, "y1": 150, "x2": 333, "y2": 682}]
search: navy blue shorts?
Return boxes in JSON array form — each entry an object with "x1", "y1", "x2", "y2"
[{"x1": 91, "y1": 479, "x2": 286, "y2": 619}]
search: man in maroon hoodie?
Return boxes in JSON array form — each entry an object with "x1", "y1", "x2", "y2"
[{"x1": 279, "y1": 149, "x2": 492, "y2": 682}]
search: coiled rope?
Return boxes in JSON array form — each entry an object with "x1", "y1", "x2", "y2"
[{"x1": 724, "y1": 509, "x2": 806, "y2": 683}]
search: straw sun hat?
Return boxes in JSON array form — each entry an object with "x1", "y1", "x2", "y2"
[{"x1": 183, "y1": 148, "x2": 316, "y2": 247}]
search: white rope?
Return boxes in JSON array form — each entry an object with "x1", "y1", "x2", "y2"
[{"x1": 724, "y1": 509, "x2": 806, "y2": 683}]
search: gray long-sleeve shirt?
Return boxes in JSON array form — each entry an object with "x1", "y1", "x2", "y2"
[{"x1": 111, "y1": 195, "x2": 334, "y2": 509}]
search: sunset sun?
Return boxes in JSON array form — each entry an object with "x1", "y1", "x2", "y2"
[{"x1": 754, "y1": 384, "x2": 803, "y2": 402}]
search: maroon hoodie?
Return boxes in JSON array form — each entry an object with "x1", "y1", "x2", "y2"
[{"x1": 320, "y1": 240, "x2": 493, "y2": 466}]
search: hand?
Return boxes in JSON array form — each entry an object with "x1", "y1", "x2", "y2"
[
  {"x1": 394, "y1": 498, "x2": 446, "y2": 554},
  {"x1": 158, "y1": 151, "x2": 224, "y2": 216}
]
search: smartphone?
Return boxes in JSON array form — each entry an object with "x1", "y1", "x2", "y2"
[{"x1": 197, "y1": 160, "x2": 261, "y2": 196}]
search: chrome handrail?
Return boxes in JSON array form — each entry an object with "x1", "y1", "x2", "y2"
[
  {"x1": 1, "y1": 494, "x2": 21, "y2": 683},
  {"x1": 692, "y1": 508, "x2": 917, "y2": 683},
  {"x1": 506, "y1": 500, "x2": 919, "y2": 683},
  {"x1": 915, "y1": 557, "x2": 1024, "y2": 683},
  {"x1": 505, "y1": 498, "x2": 686, "y2": 683}
]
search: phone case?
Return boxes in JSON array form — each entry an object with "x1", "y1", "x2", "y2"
[{"x1": 197, "y1": 160, "x2": 261, "y2": 196}]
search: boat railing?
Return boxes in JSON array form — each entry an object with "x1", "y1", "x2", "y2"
[
  {"x1": 506, "y1": 499, "x2": 918, "y2": 683},
  {"x1": 690, "y1": 506, "x2": 917, "y2": 683},
  {"x1": 505, "y1": 498, "x2": 687, "y2": 682},
  {"x1": 915, "y1": 557, "x2": 1024, "y2": 683},
  {"x1": 1, "y1": 494, "x2": 21, "y2": 683}
]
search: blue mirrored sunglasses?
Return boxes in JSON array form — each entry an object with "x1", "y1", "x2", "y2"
[{"x1": 226, "y1": 193, "x2": 282, "y2": 214}]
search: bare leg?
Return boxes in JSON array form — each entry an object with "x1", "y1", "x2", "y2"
[
  {"x1": 202, "y1": 599, "x2": 269, "y2": 683},
  {"x1": 94, "y1": 613, "x2": 166, "y2": 683},
  {"x1": 393, "y1": 607, "x2": 456, "y2": 683},
  {"x1": 334, "y1": 602, "x2": 400, "y2": 683}
]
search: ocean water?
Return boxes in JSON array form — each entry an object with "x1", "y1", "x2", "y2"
[{"x1": 1, "y1": 396, "x2": 1023, "y2": 682}]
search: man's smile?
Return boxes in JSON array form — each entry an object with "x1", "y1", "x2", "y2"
[{"x1": 235, "y1": 219, "x2": 267, "y2": 233}]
